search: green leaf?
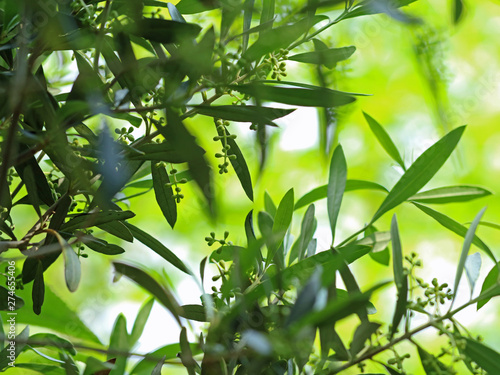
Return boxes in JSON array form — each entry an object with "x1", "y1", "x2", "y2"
[
  {"x1": 194, "y1": 105, "x2": 294, "y2": 126},
  {"x1": 371, "y1": 126, "x2": 466, "y2": 223},
  {"x1": 417, "y1": 344, "x2": 449, "y2": 374},
  {"x1": 132, "y1": 143, "x2": 187, "y2": 163},
  {"x1": 477, "y1": 262, "x2": 500, "y2": 309},
  {"x1": 288, "y1": 46, "x2": 356, "y2": 68},
  {"x1": 285, "y1": 267, "x2": 323, "y2": 326},
  {"x1": 83, "y1": 235, "x2": 126, "y2": 255},
  {"x1": 230, "y1": 82, "x2": 356, "y2": 107},
  {"x1": 130, "y1": 343, "x2": 201, "y2": 375},
  {"x1": 345, "y1": 0, "x2": 420, "y2": 23},
  {"x1": 15, "y1": 283, "x2": 101, "y2": 344},
  {"x1": 413, "y1": 203, "x2": 496, "y2": 263},
  {"x1": 295, "y1": 179, "x2": 388, "y2": 210},
  {"x1": 22, "y1": 166, "x2": 41, "y2": 217},
  {"x1": 62, "y1": 243, "x2": 81, "y2": 293},
  {"x1": 97, "y1": 221, "x2": 134, "y2": 242},
  {"x1": 176, "y1": 0, "x2": 221, "y2": 14},
  {"x1": 32, "y1": 260, "x2": 45, "y2": 315},
  {"x1": 28, "y1": 333, "x2": 76, "y2": 356},
  {"x1": 215, "y1": 123, "x2": 254, "y2": 201},
  {"x1": 452, "y1": 207, "x2": 486, "y2": 306},
  {"x1": 268, "y1": 188, "x2": 294, "y2": 264},
  {"x1": 289, "y1": 204, "x2": 316, "y2": 264},
  {"x1": 179, "y1": 327, "x2": 197, "y2": 375},
  {"x1": 327, "y1": 145, "x2": 347, "y2": 244},
  {"x1": 151, "y1": 161, "x2": 177, "y2": 228},
  {"x1": 0, "y1": 325, "x2": 29, "y2": 371},
  {"x1": 151, "y1": 355, "x2": 166, "y2": 375},
  {"x1": 83, "y1": 357, "x2": 115, "y2": 375},
  {"x1": 162, "y1": 110, "x2": 214, "y2": 215},
  {"x1": 133, "y1": 18, "x2": 201, "y2": 43},
  {"x1": 390, "y1": 216, "x2": 404, "y2": 290},
  {"x1": 0, "y1": 285, "x2": 24, "y2": 311},
  {"x1": 350, "y1": 321, "x2": 381, "y2": 356},
  {"x1": 408, "y1": 185, "x2": 492, "y2": 204},
  {"x1": 390, "y1": 215, "x2": 408, "y2": 338},
  {"x1": 179, "y1": 304, "x2": 207, "y2": 322},
  {"x1": 454, "y1": 0, "x2": 464, "y2": 23},
  {"x1": 243, "y1": 16, "x2": 326, "y2": 62},
  {"x1": 130, "y1": 298, "x2": 155, "y2": 346},
  {"x1": 462, "y1": 338, "x2": 500, "y2": 375},
  {"x1": 167, "y1": 3, "x2": 186, "y2": 22},
  {"x1": 464, "y1": 252, "x2": 481, "y2": 297},
  {"x1": 113, "y1": 262, "x2": 183, "y2": 325},
  {"x1": 124, "y1": 222, "x2": 191, "y2": 274},
  {"x1": 264, "y1": 192, "x2": 277, "y2": 217},
  {"x1": 363, "y1": 112, "x2": 405, "y2": 170},
  {"x1": 60, "y1": 210, "x2": 136, "y2": 233}
]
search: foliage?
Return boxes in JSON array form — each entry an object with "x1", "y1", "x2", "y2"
[{"x1": 0, "y1": 0, "x2": 499, "y2": 374}]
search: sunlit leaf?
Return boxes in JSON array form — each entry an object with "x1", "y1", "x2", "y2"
[
  {"x1": 193, "y1": 105, "x2": 294, "y2": 126},
  {"x1": 408, "y1": 185, "x2": 492, "y2": 204},
  {"x1": 179, "y1": 327, "x2": 197, "y2": 375},
  {"x1": 464, "y1": 252, "x2": 481, "y2": 297},
  {"x1": 176, "y1": 0, "x2": 221, "y2": 14},
  {"x1": 288, "y1": 45, "x2": 356, "y2": 68},
  {"x1": 452, "y1": 207, "x2": 486, "y2": 306},
  {"x1": 229, "y1": 82, "x2": 356, "y2": 107},
  {"x1": 390, "y1": 215, "x2": 408, "y2": 338},
  {"x1": 179, "y1": 304, "x2": 207, "y2": 322},
  {"x1": 327, "y1": 145, "x2": 347, "y2": 244},
  {"x1": 0, "y1": 325, "x2": 29, "y2": 370},
  {"x1": 371, "y1": 126, "x2": 466, "y2": 223},
  {"x1": 413, "y1": 203, "x2": 496, "y2": 263},
  {"x1": 363, "y1": 112, "x2": 405, "y2": 170},
  {"x1": 62, "y1": 242, "x2": 81, "y2": 293},
  {"x1": 417, "y1": 344, "x2": 449, "y2": 374},
  {"x1": 289, "y1": 204, "x2": 316, "y2": 264},
  {"x1": 295, "y1": 179, "x2": 388, "y2": 210},
  {"x1": 130, "y1": 298, "x2": 155, "y2": 346},
  {"x1": 28, "y1": 333, "x2": 76, "y2": 356}
]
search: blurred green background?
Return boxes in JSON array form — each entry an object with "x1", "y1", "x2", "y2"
[{"x1": 7, "y1": 0, "x2": 500, "y2": 373}]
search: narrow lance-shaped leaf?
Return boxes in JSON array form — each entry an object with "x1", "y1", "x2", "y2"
[
  {"x1": 113, "y1": 262, "x2": 183, "y2": 325},
  {"x1": 477, "y1": 262, "x2": 500, "y2": 310},
  {"x1": 63, "y1": 244, "x2": 81, "y2": 293},
  {"x1": 390, "y1": 215, "x2": 408, "y2": 338},
  {"x1": 327, "y1": 145, "x2": 347, "y2": 244},
  {"x1": 151, "y1": 161, "x2": 177, "y2": 228},
  {"x1": 267, "y1": 189, "x2": 294, "y2": 266},
  {"x1": 130, "y1": 298, "x2": 155, "y2": 346},
  {"x1": 244, "y1": 16, "x2": 326, "y2": 62},
  {"x1": 412, "y1": 202, "x2": 496, "y2": 263},
  {"x1": 179, "y1": 327, "x2": 197, "y2": 375},
  {"x1": 295, "y1": 179, "x2": 388, "y2": 210},
  {"x1": 32, "y1": 261, "x2": 45, "y2": 315},
  {"x1": 451, "y1": 207, "x2": 486, "y2": 308},
  {"x1": 264, "y1": 191, "x2": 277, "y2": 217},
  {"x1": 288, "y1": 46, "x2": 356, "y2": 68},
  {"x1": 193, "y1": 105, "x2": 294, "y2": 126},
  {"x1": 462, "y1": 338, "x2": 500, "y2": 375},
  {"x1": 349, "y1": 321, "x2": 381, "y2": 356},
  {"x1": 408, "y1": 185, "x2": 492, "y2": 204},
  {"x1": 454, "y1": 0, "x2": 464, "y2": 23},
  {"x1": 215, "y1": 123, "x2": 254, "y2": 201},
  {"x1": 289, "y1": 204, "x2": 316, "y2": 264},
  {"x1": 363, "y1": 112, "x2": 405, "y2": 170},
  {"x1": 60, "y1": 210, "x2": 136, "y2": 233},
  {"x1": 230, "y1": 83, "x2": 356, "y2": 108},
  {"x1": 124, "y1": 222, "x2": 191, "y2": 275},
  {"x1": 464, "y1": 252, "x2": 481, "y2": 298},
  {"x1": 371, "y1": 126, "x2": 466, "y2": 223}
]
